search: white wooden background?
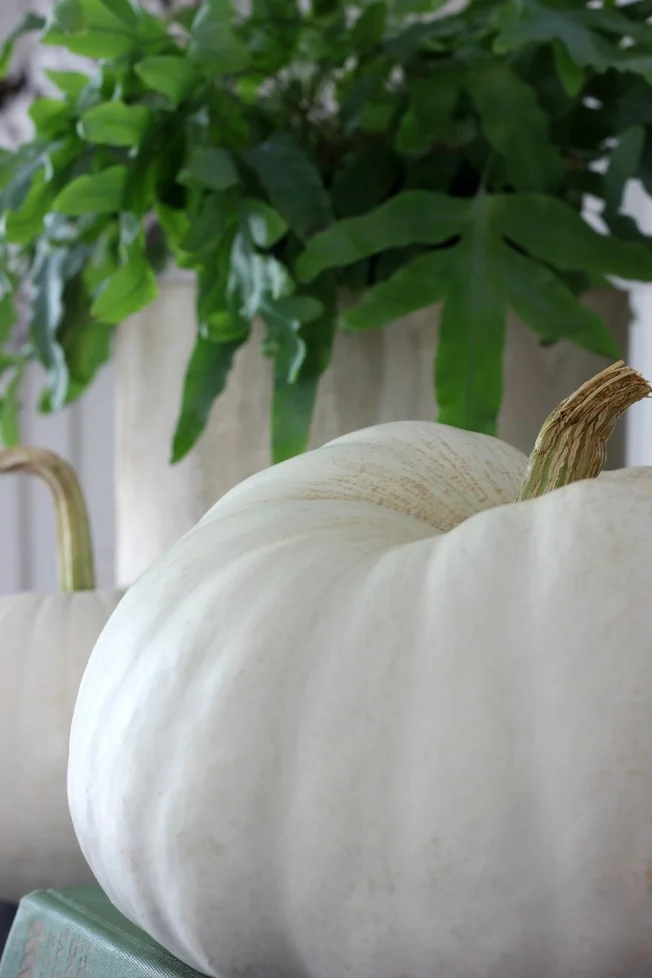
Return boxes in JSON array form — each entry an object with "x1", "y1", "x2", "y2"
[{"x1": 1, "y1": 1, "x2": 652, "y2": 595}]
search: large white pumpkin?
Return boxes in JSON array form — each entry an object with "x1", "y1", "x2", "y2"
[
  {"x1": 0, "y1": 448, "x2": 124, "y2": 902},
  {"x1": 69, "y1": 363, "x2": 652, "y2": 978}
]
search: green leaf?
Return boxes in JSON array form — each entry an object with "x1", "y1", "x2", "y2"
[
  {"x1": 0, "y1": 13, "x2": 46, "y2": 80},
  {"x1": 181, "y1": 193, "x2": 239, "y2": 257},
  {"x1": 498, "y1": 193, "x2": 652, "y2": 282},
  {"x1": 47, "y1": 0, "x2": 84, "y2": 32},
  {"x1": 121, "y1": 116, "x2": 171, "y2": 216},
  {"x1": 395, "y1": 69, "x2": 460, "y2": 157},
  {"x1": 135, "y1": 56, "x2": 198, "y2": 108},
  {"x1": 435, "y1": 196, "x2": 507, "y2": 436},
  {"x1": 171, "y1": 334, "x2": 248, "y2": 463},
  {"x1": 552, "y1": 40, "x2": 585, "y2": 97},
  {"x1": 240, "y1": 198, "x2": 288, "y2": 248},
  {"x1": 359, "y1": 97, "x2": 396, "y2": 134},
  {"x1": 383, "y1": 17, "x2": 459, "y2": 60},
  {"x1": 331, "y1": 147, "x2": 402, "y2": 219},
  {"x1": 0, "y1": 366, "x2": 25, "y2": 448},
  {"x1": 498, "y1": 242, "x2": 620, "y2": 358},
  {"x1": 53, "y1": 165, "x2": 127, "y2": 215},
  {"x1": 4, "y1": 170, "x2": 53, "y2": 245},
  {"x1": 342, "y1": 249, "x2": 452, "y2": 333},
  {"x1": 29, "y1": 247, "x2": 69, "y2": 410},
  {"x1": 296, "y1": 191, "x2": 467, "y2": 282},
  {"x1": 196, "y1": 243, "x2": 248, "y2": 342},
  {"x1": 80, "y1": 101, "x2": 151, "y2": 147},
  {"x1": 28, "y1": 98, "x2": 73, "y2": 140},
  {"x1": 246, "y1": 134, "x2": 333, "y2": 240},
  {"x1": 466, "y1": 62, "x2": 563, "y2": 192},
  {"x1": 45, "y1": 70, "x2": 90, "y2": 99},
  {"x1": 189, "y1": 0, "x2": 251, "y2": 74},
  {"x1": 271, "y1": 281, "x2": 337, "y2": 463},
  {"x1": 100, "y1": 0, "x2": 139, "y2": 27},
  {"x1": 55, "y1": 275, "x2": 114, "y2": 404},
  {"x1": 389, "y1": 0, "x2": 449, "y2": 16},
  {"x1": 90, "y1": 247, "x2": 157, "y2": 323},
  {"x1": 493, "y1": 3, "x2": 613, "y2": 71},
  {"x1": 0, "y1": 142, "x2": 52, "y2": 213},
  {"x1": 43, "y1": 0, "x2": 137, "y2": 57},
  {"x1": 180, "y1": 146, "x2": 240, "y2": 192},
  {"x1": 604, "y1": 125, "x2": 646, "y2": 213},
  {"x1": 351, "y1": 3, "x2": 386, "y2": 54},
  {"x1": 155, "y1": 201, "x2": 194, "y2": 267},
  {"x1": 0, "y1": 294, "x2": 17, "y2": 339}
]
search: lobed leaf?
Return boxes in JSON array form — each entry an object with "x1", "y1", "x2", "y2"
[
  {"x1": 497, "y1": 193, "x2": 652, "y2": 281},
  {"x1": 342, "y1": 249, "x2": 452, "y2": 332},
  {"x1": 296, "y1": 192, "x2": 467, "y2": 282}
]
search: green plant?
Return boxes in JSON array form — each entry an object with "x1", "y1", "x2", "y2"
[{"x1": 1, "y1": 0, "x2": 652, "y2": 462}]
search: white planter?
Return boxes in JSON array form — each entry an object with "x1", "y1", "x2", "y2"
[{"x1": 116, "y1": 282, "x2": 629, "y2": 584}]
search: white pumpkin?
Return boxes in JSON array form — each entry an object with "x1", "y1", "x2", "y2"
[
  {"x1": 69, "y1": 363, "x2": 652, "y2": 978},
  {"x1": 0, "y1": 448, "x2": 124, "y2": 903}
]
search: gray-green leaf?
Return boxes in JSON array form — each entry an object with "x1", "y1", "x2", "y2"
[
  {"x1": 240, "y1": 199, "x2": 288, "y2": 248},
  {"x1": 29, "y1": 247, "x2": 69, "y2": 410}
]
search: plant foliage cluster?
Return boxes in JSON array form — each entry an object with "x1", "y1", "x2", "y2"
[{"x1": 1, "y1": 0, "x2": 652, "y2": 461}]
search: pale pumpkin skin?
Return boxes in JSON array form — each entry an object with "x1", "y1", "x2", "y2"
[
  {"x1": 0, "y1": 589, "x2": 123, "y2": 902},
  {"x1": 68, "y1": 420, "x2": 652, "y2": 978}
]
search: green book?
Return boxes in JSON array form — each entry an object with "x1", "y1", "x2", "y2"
[{"x1": 0, "y1": 887, "x2": 205, "y2": 978}]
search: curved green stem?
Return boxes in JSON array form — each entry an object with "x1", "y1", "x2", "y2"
[
  {"x1": 517, "y1": 360, "x2": 651, "y2": 502},
  {"x1": 0, "y1": 447, "x2": 96, "y2": 591}
]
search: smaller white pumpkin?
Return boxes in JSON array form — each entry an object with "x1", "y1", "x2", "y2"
[{"x1": 0, "y1": 447, "x2": 124, "y2": 903}]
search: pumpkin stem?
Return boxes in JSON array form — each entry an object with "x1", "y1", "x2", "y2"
[
  {"x1": 517, "y1": 360, "x2": 651, "y2": 502},
  {"x1": 0, "y1": 447, "x2": 96, "y2": 591}
]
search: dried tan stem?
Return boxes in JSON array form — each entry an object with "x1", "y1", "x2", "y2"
[{"x1": 517, "y1": 361, "x2": 651, "y2": 501}]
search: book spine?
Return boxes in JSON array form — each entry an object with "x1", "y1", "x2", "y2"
[{"x1": 1, "y1": 897, "x2": 91, "y2": 978}]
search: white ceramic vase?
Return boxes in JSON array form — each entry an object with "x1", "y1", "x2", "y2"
[{"x1": 115, "y1": 278, "x2": 628, "y2": 584}]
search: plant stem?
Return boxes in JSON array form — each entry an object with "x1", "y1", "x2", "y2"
[
  {"x1": 0, "y1": 447, "x2": 96, "y2": 591},
  {"x1": 517, "y1": 360, "x2": 651, "y2": 502}
]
